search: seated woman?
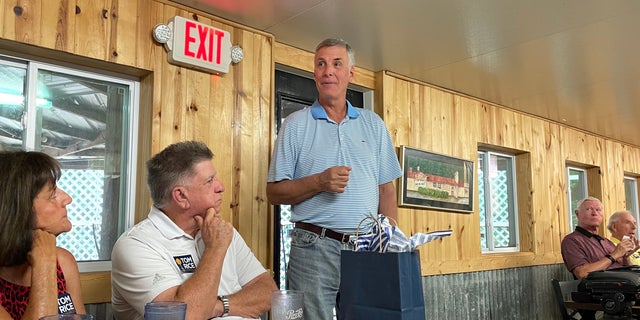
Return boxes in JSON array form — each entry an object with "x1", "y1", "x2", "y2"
[{"x1": 0, "y1": 151, "x2": 86, "y2": 319}]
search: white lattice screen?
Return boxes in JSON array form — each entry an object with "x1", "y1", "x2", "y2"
[
  {"x1": 56, "y1": 169, "x2": 105, "y2": 261},
  {"x1": 479, "y1": 167, "x2": 512, "y2": 249}
]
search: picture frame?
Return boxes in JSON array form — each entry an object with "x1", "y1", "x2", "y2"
[{"x1": 398, "y1": 146, "x2": 474, "y2": 213}]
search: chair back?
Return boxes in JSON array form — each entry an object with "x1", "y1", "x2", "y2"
[{"x1": 552, "y1": 278, "x2": 581, "y2": 320}]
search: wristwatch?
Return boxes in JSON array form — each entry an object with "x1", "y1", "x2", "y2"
[
  {"x1": 218, "y1": 295, "x2": 230, "y2": 317},
  {"x1": 605, "y1": 254, "x2": 616, "y2": 264}
]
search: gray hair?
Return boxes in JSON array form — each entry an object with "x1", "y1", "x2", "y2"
[
  {"x1": 576, "y1": 196, "x2": 602, "y2": 211},
  {"x1": 607, "y1": 210, "x2": 633, "y2": 232},
  {"x1": 146, "y1": 141, "x2": 213, "y2": 208},
  {"x1": 316, "y1": 38, "x2": 356, "y2": 68}
]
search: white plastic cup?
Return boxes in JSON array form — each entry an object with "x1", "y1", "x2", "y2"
[
  {"x1": 270, "y1": 290, "x2": 304, "y2": 320},
  {"x1": 39, "y1": 315, "x2": 95, "y2": 320},
  {"x1": 144, "y1": 301, "x2": 187, "y2": 320}
]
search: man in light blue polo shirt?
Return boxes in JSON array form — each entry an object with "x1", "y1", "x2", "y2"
[{"x1": 267, "y1": 38, "x2": 402, "y2": 320}]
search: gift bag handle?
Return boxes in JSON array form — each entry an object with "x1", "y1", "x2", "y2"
[
  {"x1": 355, "y1": 215, "x2": 396, "y2": 253},
  {"x1": 356, "y1": 216, "x2": 382, "y2": 253}
]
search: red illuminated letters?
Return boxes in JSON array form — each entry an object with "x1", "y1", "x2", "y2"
[
  {"x1": 183, "y1": 21, "x2": 225, "y2": 65},
  {"x1": 165, "y1": 16, "x2": 232, "y2": 73}
]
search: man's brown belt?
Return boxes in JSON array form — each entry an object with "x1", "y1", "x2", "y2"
[{"x1": 294, "y1": 222, "x2": 351, "y2": 243}]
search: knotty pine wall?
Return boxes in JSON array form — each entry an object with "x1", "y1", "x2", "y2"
[
  {"x1": 3, "y1": 0, "x2": 640, "y2": 305},
  {"x1": 1, "y1": 0, "x2": 273, "y2": 303},
  {"x1": 378, "y1": 71, "x2": 640, "y2": 275}
]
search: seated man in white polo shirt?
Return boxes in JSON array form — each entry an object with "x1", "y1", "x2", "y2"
[{"x1": 111, "y1": 141, "x2": 276, "y2": 320}]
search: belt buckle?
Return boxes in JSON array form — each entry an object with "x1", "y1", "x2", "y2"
[{"x1": 340, "y1": 233, "x2": 350, "y2": 243}]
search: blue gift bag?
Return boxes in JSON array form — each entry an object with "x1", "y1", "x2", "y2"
[{"x1": 336, "y1": 250, "x2": 426, "y2": 320}]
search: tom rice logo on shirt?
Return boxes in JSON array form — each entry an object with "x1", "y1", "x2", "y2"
[
  {"x1": 57, "y1": 292, "x2": 76, "y2": 314},
  {"x1": 174, "y1": 255, "x2": 197, "y2": 273}
]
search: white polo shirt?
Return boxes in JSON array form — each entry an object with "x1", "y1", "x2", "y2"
[{"x1": 111, "y1": 206, "x2": 266, "y2": 320}]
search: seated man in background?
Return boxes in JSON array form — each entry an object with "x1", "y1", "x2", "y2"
[
  {"x1": 111, "y1": 141, "x2": 277, "y2": 320},
  {"x1": 607, "y1": 210, "x2": 640, "y2": 265},
  {"x1": 561, "y1": 197, "x2": 639, "y2": 320},
  {"x1": 561, "y1": 197, "x2": 637, "y2": 280}
]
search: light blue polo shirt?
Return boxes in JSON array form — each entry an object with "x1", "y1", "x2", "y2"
[{"x1": 267, "y1": 100, "x2": 402, "y2": 233}]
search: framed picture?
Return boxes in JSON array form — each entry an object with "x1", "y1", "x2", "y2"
[{"x1": 398, "y1": 146, "x2": 474, "y2": 213}]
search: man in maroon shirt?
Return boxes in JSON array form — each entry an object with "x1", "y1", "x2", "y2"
[
  {"x1": 561, "y1": 197, "x2": 639, "y2": 320},
  {"x1": 562, "y1": 197, "x2": 637, "y2": 280}
]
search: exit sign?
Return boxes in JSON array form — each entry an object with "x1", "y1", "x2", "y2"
[{"x1": 164, "y1": 16, "x2": 232, "y2": 74}]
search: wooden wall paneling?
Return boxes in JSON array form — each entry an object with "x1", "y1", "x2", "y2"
[
  {"x1": 380, "y1": 71, "x2": 410, "y2": 146},
  {"x1": 411, "y1": 85, "x2": 431, "y2": 149},
  {"x1": 487, "y1": 104, "x2": 516, "y2": 149},
  {"x1": 74, "y1": 0, "x2": 110, "y2": 60},
  {"x1": 79, "y1": 272, "x2": 111, "y2": 304},
  {"x1": 622, "y1": 144, "x2": 640, "y2": 175},
  {"x1": 411, "y1": 85, "x2": 437, "y2": 262},
  {"x1": 135, "y1": 0, "x2": 163, "y2": 71},
  {"x1": 41, "y1": 0, "x2": 74, "y2": 51},
  {"x1": 379, "y1": 72, "x2": 419, "y2": 252},
  {"x1": 416, "y1": 87, "x2": 466, "y2": 263},
  {"x1": 424, "y1": 87, "x2": 452, "y2": 152},
  {"x1": 515, "y1": 115, "x2": 534, "y2": 254},
  {"x1": 183, "y1": 15, "x2": 212, "y2": 140},
  {"x1": 146, "y1": 2, "x2": 166, "y2": 169},
  {"x1": 10, "y1": 0, "x2": 41, "y2": 45},
  {"x1": 450, "y1": 96, "x2": 468, "y2": 158},
  {"x1": 134, "y1": 73, "x2": 154, "y2": 224},
  {"x1": 156, "y1": 55, "x2": 182, "y2": 146},
  {"x1": 232, "y1": 29, "x2": 257, "y2": 256},
  {"x1": 252, "y1": 33, "x2": 274, "y2": 264},
  {"x1": 230, "y1": 32, "x2": 273, "y2": 264},
  {"x1": 379, "y1": 71, "x2": 590, "y2": 274},
  {"x1": 561, "y1": 127, "x2": 604, "y2": 166},
  {"x1": 479, "y1": 103, "x2": 499, "y2": 145},
  {"x1": 156, "y1": 7, "x2": 186, "y2": 146},
  {"x1": 0, "y1": 0, "x2": 5, "y2": 37},
  {"x1": 586, "y1": 167, "x2": 603, "y2": 202},
  {"x1": 454, "y1": 95, "x2": 483, "y2": 259},
  {"x1": 405, "y1": 83, "x2": 423, "y2": 148},
  {"x1": 624, "y1": 145, "x2": 640, "y2": 214},
  {"x1": 516, "y1": 152, "x2": 533, "y2": 253},
  {"x1": 273, "y1": 42, "x2": 311, "y2": 72},
  {"x1": 209, "y1": 65, "x2": 234, "y2": 224},
  {"x1": 602, "y1": 140, "x2": 626, "y2": 212},
  {"x1": 230, "y1": 27, "x2": 250, "y2": 233},
  {"x1": 531, "y1": 121, "x2": 565, "y2": 257},
  {"x1": 109, "y1": 0, "x2": 137, "y2": 65},
  {"x1": 502, "y1": 110, "x2": 521, "y2": 149},
  {"x1": 201, "y1": 23, "x2": 234, "y2": 228}
]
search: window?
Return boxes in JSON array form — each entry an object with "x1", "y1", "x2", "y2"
[
  {"x1": 624, "y1": 176, "x2": 640, "y2": 237},
  {"x1": 0, "y1": 55, "x2": 139, "y2": 271},
  {"x1": 478, "y1": 150, "x2": 519, "y2": 252},
  {"x1": 566, "y1": 167, "x2": 588, "y2": 232}
]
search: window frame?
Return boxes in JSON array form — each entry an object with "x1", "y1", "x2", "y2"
[
  {"x1": 624, "y1": 175, "x2": 640, "y2": 238},
  {"x1": 566, "y1": 167, "x2": 588, "y2": 233},
  {"x1": 0, "y1": 54, "x2": 140, "y2": 272},
  {"x1": 478, "y1": 150, "x2": 520, "y2": 253}
]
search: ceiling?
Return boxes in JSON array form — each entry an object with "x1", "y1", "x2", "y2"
[{"x1": 172, "y1": 0, "x2": 640, "y2": 147}]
